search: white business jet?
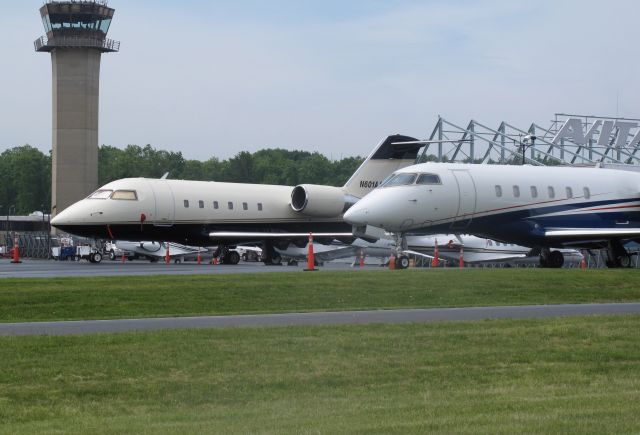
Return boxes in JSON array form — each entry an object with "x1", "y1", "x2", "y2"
[
  {"x1": 344, "y1": 162, "x2": 640, "y2": 268},
  {"x1": 50, "y1": 135, "x2": 422, "y2": 264}
]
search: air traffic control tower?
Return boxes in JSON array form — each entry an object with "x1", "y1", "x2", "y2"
[{"x1": 35, "y1": 1, "x2": 119, "y2": 217}]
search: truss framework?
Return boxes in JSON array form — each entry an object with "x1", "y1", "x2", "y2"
[{"x1": 418, "y1": 114, "x2": 640, "y2": 166}]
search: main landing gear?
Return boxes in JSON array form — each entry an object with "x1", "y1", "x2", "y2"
[
  {"x1": 539, "y1": 248, "x2": 564, "y2": 268},
  {"x1": 261, "y1": 241, "x2": 282, "y2": 266},
  {"x1": 605, "y1": 240, "x2": 632, "y2": 268},
  {"x1": 215, "y1": 246, "x2": 241, "y2": 265}
]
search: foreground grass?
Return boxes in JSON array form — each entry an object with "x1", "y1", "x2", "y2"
[
  {"x1": 1, "y1": 269, "x2": 640, "y2": 322},
  {"x1": 0, "y1": 315, "x2": 639, "y2": 433}
]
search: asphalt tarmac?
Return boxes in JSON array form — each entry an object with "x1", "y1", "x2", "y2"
[
  {"x1": 2, "y1": 303, "x2": 640, "y2": 336},
  {"x1": 0, "y1": 258, "x2": 359, "y2": 278}
]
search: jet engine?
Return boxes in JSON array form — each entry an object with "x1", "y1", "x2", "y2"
[{"x1": 290, "y1": 184, "x2": 348, "y2": 218}]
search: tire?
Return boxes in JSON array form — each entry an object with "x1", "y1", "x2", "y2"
[
  {"x1": 241, "y1": 253, "x2": 247, "y2": 262},
  {"x1": 228, "y1": 251, "x2": 240, "y2": 265},
  {"x1": 549, "y1": 250, "x2": 564, "y2": 268},
  {"x1": 396, "y1": 255, "x2": 410, "y2": 269},
  {"x1": 272, "y1": 252, "x2": 282, "y2": 265},
  {"x1": 89, "y1": 253, "x2": 95, "y2": 263},
  {"x1": 618, "y1": 255, "x2": 631, "y2": 268},
  {"x1": 93, "y1": 252, "x2": 102, "y2": 263},
  {"x1": 174, "y1": 258, "x2": 182, "y2": 264},
  {"x1": 109, "y1": 250, "x2": 115, "y2": 261}
]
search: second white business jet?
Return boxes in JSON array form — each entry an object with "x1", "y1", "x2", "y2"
[
  {"x1": 51, "y1": 135, "x2": 421, "y2": 264},
  {"x1": 344, "y1": 162, "x2": 640, "y2": 268}
]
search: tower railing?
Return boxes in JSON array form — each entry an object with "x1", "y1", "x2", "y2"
[{"x1": 34, "y1": 35, "x2": 120, "y2": 52}]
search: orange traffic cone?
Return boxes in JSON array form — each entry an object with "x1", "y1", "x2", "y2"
[
  {"x1": 459, "y1": 246, "x2": 464, "y2": 268},
  {"x1": 197, "y1": 250, "x2": 202, "y2": 265},
  {"x1": 580, "y1": 256, "x2": 587, "y2": 270},
  {"x1": 165, "y1": 243, "x2": 170, "y2": 265},
  {"x1": 11, "y1": 234, "x2": 21, "y2": 264},
  {"x1": 388, "y1": 254, "x2": 396, "y2": 270},
  {"x1": 432, "y1": 239, "x2": 440, "y2": 268},
  {"x1": 304, "y1": 233, "x2": 317, "y2": 271},
  {"x1": 121, "y1": 252, "x2": 126, "y2": 263},
  {"x1": 359, "y1": 249, "x2": 365, "y2": 268}
]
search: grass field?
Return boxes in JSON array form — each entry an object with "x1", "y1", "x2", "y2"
[
  {"x1": 0, "y1": 269, "x2": 639, "y2": 322},
  {"x1": 1, "y1": 315, "x2": 639, "y2": 434}
]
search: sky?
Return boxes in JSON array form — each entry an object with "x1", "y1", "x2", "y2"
[{"x1": 1, "y1": 0, "x2": 639, "y2": 160}]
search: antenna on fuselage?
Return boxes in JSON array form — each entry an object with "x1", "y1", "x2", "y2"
[{"x1": 160, "y1": 172, "x2": 169, "y2": 180}]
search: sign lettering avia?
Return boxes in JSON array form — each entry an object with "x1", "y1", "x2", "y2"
[{"x1": 553, "y1": 118, "x2": 640, "y2": 148}]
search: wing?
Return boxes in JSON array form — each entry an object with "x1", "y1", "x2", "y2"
[
  {"x1": 544, "y1": 228, "x2": 640, "y2": 239},
  {"x1": 209, "y1": 231, "x2": 354, "y2": 245}
]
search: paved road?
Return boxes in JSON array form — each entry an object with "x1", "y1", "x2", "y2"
[
  {"x1": 2, "y1": 303, "x2": 639, "y2": 336},
  {"x1": 0, "y1": 259, "x2": 365, "y2": 278}
]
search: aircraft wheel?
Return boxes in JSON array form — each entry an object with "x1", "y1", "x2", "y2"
[
  {"x1": 618, "y1": 255, "x2": 631, "y2": 268},
  {"x1": 93, "y1": 252, "x2": 102, "y2": 264},
  {"x1": 109, "y1": 250, "x2": 116, "y2": 261},
  {"x1": 88, "y1": 253, "x2": 95, "y2": 263},
  {"x1": 271, "y1": 252, "x2": 282, "y2": 265},
  {"x1": 549, "y1": 251, "x2": 564, "y2": 268},
  {"x1": 396, "y1": 255, "x2": 410, "y2": 269},
  {"x1": 241, "y1": 253, "x2": 247, "y2": 261},
  {"x1": 287, "y1": 259, "x2": 298, "y2": 266},
  {"x1": 228, "y1": 251, "x2": 241, "y2": 265},
  {"x1": 174, "y1": 258, "x2": 181, "y2": 264}
]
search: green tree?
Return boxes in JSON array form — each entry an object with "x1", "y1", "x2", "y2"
[{"x1": 0, "y1": 145, "x2": 50, "y2": 214}]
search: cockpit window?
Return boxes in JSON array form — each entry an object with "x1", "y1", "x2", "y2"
[
  {"x1": 416, "y1": 173, "x2": 441, "y2": 185},
  {"x1": 111, "y1": 190, "x2": 138, "y2": 201},
  {"x1": 381, "y1": 173, "x2": 417, "y2": 187},
  {"x1": 88, "y1": 189, "x2": 113, "y2": 199}
]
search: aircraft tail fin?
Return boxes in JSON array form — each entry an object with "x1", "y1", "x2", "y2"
[{"x1": 342, "y1": 134, "x2": 421, "y2": 199}]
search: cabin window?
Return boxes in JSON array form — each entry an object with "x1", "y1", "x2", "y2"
[
  {"x1": 566, "y1": 187, "x2": 573, "y2": 199},
  {"x1": 583, "y1": 187, "x2": 591, "y2": 199},
  {"x1": 381, "y1": 173, "x2": 417, "y2": 187},
  {"x1": 228, "y1": 202, "x2": 234, "y2": 210},
  {"x1": 213, "y1": 201, "x2": 219, "y2": 209},
  {"x1": 513, "y1": 185, "x2": 520, "y2": 198},
  {"x1": 548, "y1": 186, "x2": 555, "y2": 199},
  {"x1": 416, "y1": 173, "x2": 441, "y2": 185},
  {"x1": 198, "y1": 200, "x2": 204, "y2": 209},
  {"x1": 243, "y1": 202, "x2": 248, "y2": 211},
  {"x1": 183, "y1": 200, "x2": 189, "y2": 208},
  {"x1": 257, "y1": 203, "x2": 263, "y2": 211},
  {"x1": 88, "y1": 189, "x2": 113, "y2": 199},
  {"x1": 530, "y1": 186, "x2": 538, "y2": 198},
  {"x1": 495, "y1": 185, "x2": 502, "y2": 197}
]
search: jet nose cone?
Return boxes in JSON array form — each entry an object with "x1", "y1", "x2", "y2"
[
  {"x1": 49, "y1": 211, "x2": 66, "y2": 227},
  {"x1": 344, "y1": 204, "x2": 369, "y2": 225}
]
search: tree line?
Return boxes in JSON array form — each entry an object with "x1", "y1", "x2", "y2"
[{"x1": 0, "y1": 144, "x2": 364, "y2": 215}]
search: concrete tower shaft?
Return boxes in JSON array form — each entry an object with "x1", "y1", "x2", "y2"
[{"x1": 35, "y1": 1, "x2": 119, "y2": 217}]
